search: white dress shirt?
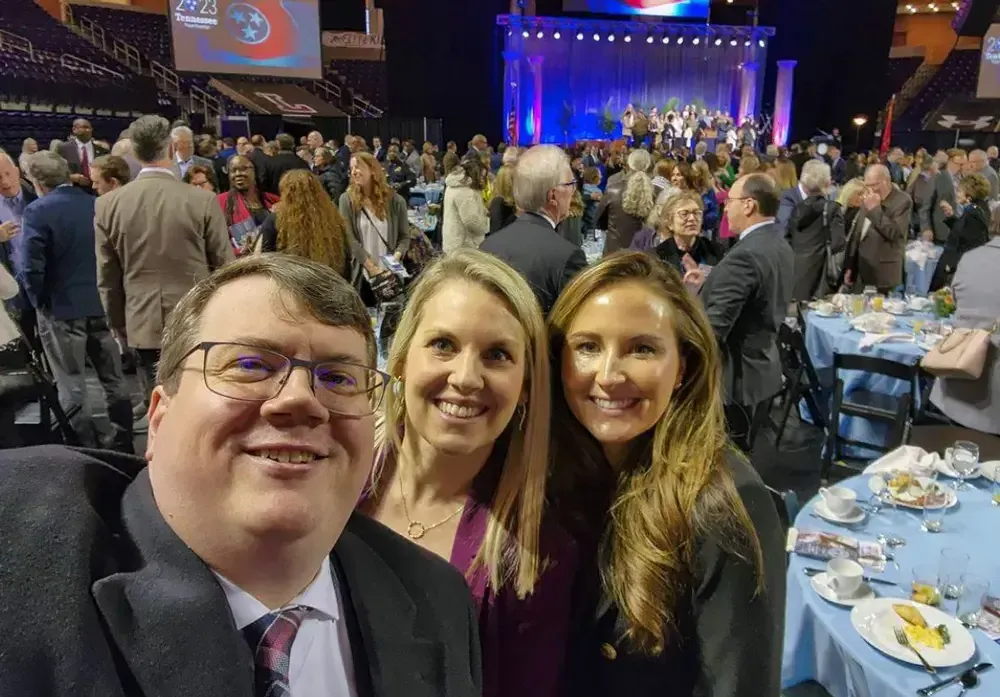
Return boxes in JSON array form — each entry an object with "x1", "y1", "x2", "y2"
[
  {"x1": 739, "y1": 218, "x2": 775, "y2": 241},
  {"x1": 213, "y1": 560, "x2": 357, "y2": 696}
]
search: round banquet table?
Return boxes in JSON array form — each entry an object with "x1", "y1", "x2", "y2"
[
  {"x1": 803, "y1": 310, "x2": 938, "y2": 456},
  {"x1": 905, "y1": 244, "x2": 943, "y2": 297},
  {"x1": 782, "y1": 473, "x2": 1000, "y2": 697}
]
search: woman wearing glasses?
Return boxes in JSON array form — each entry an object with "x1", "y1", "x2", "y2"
[
  {"x1": 548, "y1": 252, "x2": 785, "y2": 697},
  {"x1": 359, "y1": 249, "x2": 578, "y2": 697}
]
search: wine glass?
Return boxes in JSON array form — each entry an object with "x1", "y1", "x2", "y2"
[{"x1": 951, "y1": 440, "x2": 980, "y2": 491}]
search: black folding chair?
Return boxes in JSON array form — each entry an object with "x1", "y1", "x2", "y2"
[
  {"x1": 0, "y1": 337, "x2": 78, "y2": 447},
  {"x1": 767, "y1": 322, "x2": 833, "y2": 449},
  {"x1": 822, "y1": 352, "x2": 918, "y2": 480}
]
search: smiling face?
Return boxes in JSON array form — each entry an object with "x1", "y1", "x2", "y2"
[
  {"x1": 401, "y1": 280, "x2": 526, "y2": 458},
  {"x1": 560, "y1": 281, "x2": 683, "y2": 461},
  {"x1": 145, "y1": 275, "x2": 374, "y2": 546}
]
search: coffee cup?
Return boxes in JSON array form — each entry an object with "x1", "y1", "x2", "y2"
[
  {"x1": 819, "y1": 486, "x2": 858, "y2": 516},
  {"x1": 826, "y1": 558, "x2": 864, "y2": 598}
]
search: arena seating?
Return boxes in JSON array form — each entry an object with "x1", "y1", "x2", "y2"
[
  {"x1": 0, "y1": 0, "x2": 157, "y2": 112},
  {"x1": 885, "y1": 56, "x2": 923, "y2": 100},
  {"x1": 0, "y1": 112, "x2": 134, "y2": 160},
  {"x1": 327, "y1": 60, "x2": 388, "y2": 110},
  {"x1": 899, "y1": 49, "x2": 980, "y2": 129}
]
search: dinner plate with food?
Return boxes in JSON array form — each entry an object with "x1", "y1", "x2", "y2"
[
  {"x1": 874, "y1": 472, "x2": 958, "y2": 510},
  {"x1": 851, "y1": 599, "x2": 976, "y2": 668},
  {"x1": 883, "y1": 299, "x2": 911, "y2": 316}
]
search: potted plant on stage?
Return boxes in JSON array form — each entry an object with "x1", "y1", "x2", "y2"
[{"x1": 599, "y1": 98, "x2": 616, "y2": 141}]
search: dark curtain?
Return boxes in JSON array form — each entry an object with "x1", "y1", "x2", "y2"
[{"x1": 376, "y1": 0, "x2": 509, "y2": 145}]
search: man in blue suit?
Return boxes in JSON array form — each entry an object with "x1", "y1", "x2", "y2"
[{"x1": 19, "y1": 151, "x2": 133, "y2": 452}]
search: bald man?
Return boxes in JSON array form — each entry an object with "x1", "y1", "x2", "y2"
[{"x1": 844, "y1": 164, "x2": 912, "y2": 293}]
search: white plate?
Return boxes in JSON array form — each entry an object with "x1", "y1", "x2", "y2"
[
  {"x1": 851, "y1": 598, "x2": 976, "y2": 668},
  {"x1": 812, "y1": 310, "x2": 838, "y2": 318},
  {"x1": 887, "y1": 477, "x2": 959, "y2": 510},
  {"x1": 814, "y1": 500, "x2": 867, "y2": 524},
  {"x1": 811, "y1": 572, "x2": 877, "y2": 607},
  {"x1": 981, "y1": 461, "x2": 1000, "y2": 482}
]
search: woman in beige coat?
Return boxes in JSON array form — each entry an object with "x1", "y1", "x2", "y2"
[{"x1": 442, "y1": 157, "x2": 490, "y2": 253}]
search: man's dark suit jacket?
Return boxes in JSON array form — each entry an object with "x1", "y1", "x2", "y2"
[
  {"x1": 829, "y1": 157, "x2": 848, "y2": 186},
  {"x1": 246, "y1": 147, "x2": 272, "y2": 191},
  {"x1": 0, "y1": 445, "x2": 483, "y2": 696},
  {"x1": 775, "y1": 185, "x2": 804, "y2": 235},
  {"x1": 57, "y1": 139, "x2": 109, "y2": 176},
  {"x1": 700, "y1": 222, "x2": 794, "y2": 408},
  {"x1": 18, "y1": 185, "x2": 105, "y2": 320},
  {"x1": 264, "y1": 151, "x2": 310, "y2": 195},
  {"x1": 921, "y1": 170, "x2": 958, "y2": 243},
  {"x1": 479, "y1": 212, "x2": 588, "y2": 314}
]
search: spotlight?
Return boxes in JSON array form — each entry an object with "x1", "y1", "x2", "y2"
[
  {"x1": 662, "y1": 36, "x2": 670, "y2": 44},
  {"x1": 593, "y1": 33, "x2": 600, "y2": 41},
  {"x1": 715, "y1": 38, "x2": 722, "y2": 46},
  {"x1": 908, "y1": 5, "x2": 916, "y2": 11},
  {"x1": 536, "y1": 30, "x2": 544, "y2": 38},
  {"x1": 692, "y1": 37, "x2": 700, "y2": 45},
  {"x1": 608, "y1": 33, "x2": 615, "y2": 42},
  {"x1": 646, "y1": 35, "x2": 654, "y2": 44},
  {"x1": 577, "y1": 31, "x2": 584, "y2": 40},
  {"x1": 553, "y1": 30, "x2": 561, "y2": 39},
  {"x1": 522, "y1": 30, "x2": 529, "y2": 38},
  {"x1": 730, "y1": 39, "x2": 738, "y2": 46},
  {"x1": 624, "y1": 34, "x2": 631, "y2": 43},
  {"x1": 758, "y1": 39, "x2": 766, "y2": 48},
  {"x1": 676, "y1": 36, "x2": 684, "y2": 45},
  {"x1": 744, "y1": 39, "x2": 750, "y2": 46}
]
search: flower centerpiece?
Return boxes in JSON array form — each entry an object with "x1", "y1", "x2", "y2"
[{"x1": 931, "y1": 287, "x2": 956, "y2": 318}]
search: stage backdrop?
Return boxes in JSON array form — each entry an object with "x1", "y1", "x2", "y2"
[{"x1": 504, "y1": 30, "x2": 751, "y2": 143}]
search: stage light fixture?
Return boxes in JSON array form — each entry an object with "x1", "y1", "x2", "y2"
[
  {"x1": 608, "y1": 34, "x2": 615, "y2": 42},
  {"x1": 715, "y1": 38, "x2": 722, "y2": 46},
  {"x1": 577, "y1": 31, "x2": 584, "y2": 40},
  {"x1": 647, "y1": 35, "x2": 654, "y2": 44},
  {"x1": 624, "y1": 34, "x2": 631, "y2": 43},
  {"x1": 522, "y1": 30, "x2": 529, "y2": 38},
  {"x1": 593, "y1": 33, "x2": 600, "y2": 41},
  {"x1": 744, "y1": 39, "x2": 751, "y2": 46},
  {"x1": 676, "y1": 36, "x2": 683, "y2": 44},
  {"x1": 692, "y1": 37, "x2": 700, "y2": 45},
  {"x1": 729, "y1": 39, "x2": 738, "y2": 46},
  {"x1": 758, "y1": 39, "x2": 766, "y2": 48},
  {"x1": 537, "y1": 31, "x2": 544, "y2": 38},
  {"x1": 554, "y1": 31, "x2": 561, "y2": 39}
]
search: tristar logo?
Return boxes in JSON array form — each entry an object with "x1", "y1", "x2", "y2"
[{"x1": 935, "y1": 114, "x2": 995, "y2": 131}]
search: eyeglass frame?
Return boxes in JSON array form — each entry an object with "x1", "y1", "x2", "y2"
[
  {"x1": 177, "y1": 341, "x2": 392, "y2": 418},
  {"x1": 674, "y1": 208, "x2": 704, "y2": 220}
]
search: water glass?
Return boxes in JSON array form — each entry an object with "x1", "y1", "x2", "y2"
[
  {"x1": 939, "y1": 548, "x2": 970, "y2": 600},
  {"x1": 921, "y1": 473, "x2": 947, "y2": 533},
  {"x1": 951, "y1": 440, "x2": 980, "y2": 490},
  {"x1": 957, "y1": 574, "x2": 990, "y2": 627},
  {"x1": 911, "y1": 564, "x2": 942, "y2": 606}
]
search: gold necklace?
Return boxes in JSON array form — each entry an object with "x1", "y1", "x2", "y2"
[{"x1": 397, "y1": 470, "x2": 465, "y2": 540}]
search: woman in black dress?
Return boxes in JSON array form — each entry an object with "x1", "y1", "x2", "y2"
[{"x1": 930, "y1": 172, "x2": 991, "y2": 291}]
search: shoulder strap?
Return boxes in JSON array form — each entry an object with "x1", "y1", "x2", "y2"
[{"x1": 360, "y1": 205, "x2": 393, "y2": 251}]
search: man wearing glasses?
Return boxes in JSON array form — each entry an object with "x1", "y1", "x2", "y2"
[
  {"x1": 0, "y1": 254, "x2": 482, "y2": 696},
  {"x1": 480, "y1": 144, "x2": 588, "y2": 313}
]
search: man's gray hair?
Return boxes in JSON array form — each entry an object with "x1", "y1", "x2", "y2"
[
  {"x1": 765, "y1": 144, "x2": 779, "y2": 158},
  {"x1": 694, "y1": 141, "x2": 708, "y2": 156},
  {"x1": 627, "y1": 148, "x2": 651, "y2": 174},
  {"x1": 111, "y1": 138, "x2": 133, "y2": 158},
  {"x1": 130, "y1": 115, "x2": 172, "y2": 164},
  {"x1": 800, "y1": 160, "x2": 831, "y2": 194},
  {"x1": 512, "y1": 145, "x2": 570, "y2": 214},
  {"x1": 502, "y1": 146, "x2": 519, "y2": 166},
  {"x1": 171, "y1": 126, "x2": 194, "y2": 142},
  {"x1": 0, "y1": 148, "x2": 16, "y2": 169},
  {"x1": 865, "y1": 163, "x2": 891, "y2": 183},
  {"x1": 25, "y1": 151, "x2": 70, "y2": 190}
]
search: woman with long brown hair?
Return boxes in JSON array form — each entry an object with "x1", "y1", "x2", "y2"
[
  {"x1": 548, "y1": 252, "x2": 785, "y2": 697},
  {"x1": 339, "y1": 151, "x2": 410, "y2": 290},
  {"x1": 258, "y1": 169, "x2": 350, "y2": 279}
]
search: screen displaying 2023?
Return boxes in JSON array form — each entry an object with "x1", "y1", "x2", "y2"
[
  {"x1": 171, "y1": 0, "x2": 322, "y2": 79},
  {"x1": 562, "y1": 0, "x2": 709, "y2": 18},
  {"x1": 977, "y1": 24, "x2": 1000, "y2": 99}
]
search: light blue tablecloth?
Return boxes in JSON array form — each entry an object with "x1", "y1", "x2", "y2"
[
  {"x1": 804, "y1": 311, "x2": 934, "y2": 456},
  {"x1": 409, "y1": 184, "x2": 444, "y2": 205},
  {"x1": 783, "y1": 473, "x2": 1000, "y2": 697},
  {"x1": 905, "y1": 245, "x2": 943, "y2": 296}
]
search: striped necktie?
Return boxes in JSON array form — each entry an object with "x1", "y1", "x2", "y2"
[{"x1": 242, "y1": 606, "x2": 309, "y2": 697}]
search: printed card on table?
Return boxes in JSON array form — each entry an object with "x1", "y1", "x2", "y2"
[{"x1": 787, "y1": 529, "x2": 887, "y2": 572}]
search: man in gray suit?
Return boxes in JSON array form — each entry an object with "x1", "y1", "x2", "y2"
[
  {"x1": 969, "y1": 149, "x2": 999, "y2": 203},
  {"x1": 96, "y1": 115, "x2": 234, "y2": 402},
  {"x1": 170, "y1": 125, "x2": 214, "y2": 181},
  {"x1": 699, "y1": 173, "x2": 794, "y2": 453},
  {"x1": 921, "y1": 148, "x2": 966, "y2": 243}
]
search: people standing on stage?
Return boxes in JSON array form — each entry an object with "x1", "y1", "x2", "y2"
[
  {"x1": 649, "y1": 107, "x2": 663, "y2": 149},
  {"x1": 622, "y1": 104, "x2": 636, "y2": 146}
]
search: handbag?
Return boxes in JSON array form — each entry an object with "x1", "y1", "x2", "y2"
[
  {"x1": 920, "y1": 327, "x2": 993, "y2": 380},
  {"x1": 358, "y1": 207, "x2": 406, "y2": 302}
]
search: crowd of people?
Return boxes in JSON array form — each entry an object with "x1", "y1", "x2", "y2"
[{"x1": 0, "y1": 107, "x2": 997, "y2": 696}]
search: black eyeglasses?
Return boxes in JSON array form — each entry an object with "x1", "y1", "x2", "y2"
[{"x1": 180, "y1": 342, "x2": 390, "y2": 417}]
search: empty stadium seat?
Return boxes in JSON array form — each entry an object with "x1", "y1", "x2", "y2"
[{"x1": 900, "y1": 50, "x2": 980, "y2": 130}]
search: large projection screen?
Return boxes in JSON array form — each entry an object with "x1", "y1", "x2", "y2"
[
  {"x1": 171, "y1": 0, "x2": 322, "y2": 79},
  {"x1": 978, "y1": 23, "x2": 1000, "y2": 98},
  {"x1": 562, "y1": 0, "x2": 709, "y2": 18}
]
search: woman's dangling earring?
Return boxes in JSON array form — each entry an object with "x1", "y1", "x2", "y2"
[{"x1": 517, "y1": 404, "x2": 527, "y2": 431}]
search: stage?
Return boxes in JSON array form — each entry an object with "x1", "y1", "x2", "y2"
[{"x1": 497, "y1": 14, "x2": 783, "y2": 146}]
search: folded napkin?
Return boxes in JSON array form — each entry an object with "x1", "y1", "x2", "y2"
[
  {"x1": 858, "y1": 332, "x2": 913, "y2": 350},
  {"x1": 864, "y1": 445, "x2": 940, "y2": 476},
  {"x1": 905, "y1": 241, "x2": 942, "y2": 270}
]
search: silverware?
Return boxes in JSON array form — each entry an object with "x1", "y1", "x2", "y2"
[
  {"x1": 803, "y1": 567, "x2": 897, "y2": 586},
  {"x1": 957, "y1": 670, "x2": 980, "y2": 696},
  {"x1": 809, "y1": 512, "x2": 865, "y2": 527},
  {"x1": 917, "y1": 663, "x2": 993, "y2": 696},
  {"x1": 877, "y1": 533, "x2": 907, "y2": 548},
  {"x1": 894, "y1": 626, "x2": 936, "y2": 674}
]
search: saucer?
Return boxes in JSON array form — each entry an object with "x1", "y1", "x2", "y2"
[
  {"x1": 811, "y1": 572, "x2": 876, "y2": 607},
  {"x1": 814, "y1": 500, "x2": 866, "y2": 524}
]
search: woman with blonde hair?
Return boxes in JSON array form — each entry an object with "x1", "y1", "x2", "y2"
[
  {"x1": 259, "y1": 169, "x2": 351, "y2": 278},
  {"x1": 420, "y1": 141, "x2": 438, "y2": 183},
  {"x1": 837, "y1": 176, "x2": 866, "y2": 236},
  {"x1": 339, "y1": 151, "x2": 411, "y2": 293},
  {"x1": 689, "y1": 160, "x2": 720, "y2": 235},
  {"x1": 773, "y1": 158, "x2": 798, "y2": 191},
  {"x1": 362, "y1": 248, "x2": 578, "y2": 697},
  {"x1": 596, "y1": 148, "x2": 655, "y2": 254},
  {"x1": 489, "y1": 163, "x2": 517, "y2": 233},
  {"x1": 548, "y1": 251, "x2": 784, "y2": 697}
]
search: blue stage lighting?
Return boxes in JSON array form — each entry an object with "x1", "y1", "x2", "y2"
[
  {"x1": 553, "y1": 31, "x2": 561, "y2": 39},
  {"x1": 730, "y1": 39, "x2": 737, "y2": 46},
  {"x1": 624, "y1": 34, "x2": 631, "y2": 43},
  {"x1": 758, "y1": 39, "x2": 766, "y2": 48},
  {"x1": 676, "y1": 36, "x2": 684, "y2": 45},
  {"x1": 662, "y1": 36, "x2": 670, "y2": 44},
  {"x1": 522, "y1": 30, "x2": 529, "y2": 38},
  {"x1": 577, "y1": 31, "x2": 584, "y2": 40},
  {"x1": 537, "y1": 30, "x2": 544, "y2": 38},
  {"x1": 593, "y1": 33, "x2": 600, "y2": 41},
  {"x1": 607, "y1": 34, "x2": 615, "y2": 42},
  {"x1": 646, "y1": 35, "x2": 654, "y2": 44},
  {"x1": 715, "y1": 38, "x2": 722, "y2": 46}
]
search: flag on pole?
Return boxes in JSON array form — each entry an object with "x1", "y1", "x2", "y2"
[{"x1": 880, "y1": 94, "x2": 896, "y2": 158}]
